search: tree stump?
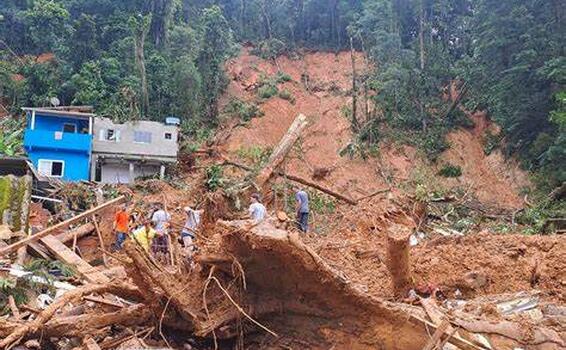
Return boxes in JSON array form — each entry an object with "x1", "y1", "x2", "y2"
[{"x1": 386, "y1": 223, "x2": 413, "y2": 298}]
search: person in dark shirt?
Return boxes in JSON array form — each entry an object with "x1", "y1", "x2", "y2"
[{"x1": 295, "y1": 189, "x2": 309, "y2": 232}]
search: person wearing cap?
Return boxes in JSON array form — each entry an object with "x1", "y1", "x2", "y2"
[
  {"x1": 248, "y1": 193, "x2": 267, "y2": 223},
  {"x1": 182, "y1": 206, "x2": 204, "y2": 256}
]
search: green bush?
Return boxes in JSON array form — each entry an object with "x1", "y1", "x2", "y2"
[
  {"x1": 278, "y1": 89, "x2": 295, "y2": 103},
  {"x1": 258, "y1": 84, "x2": 279, "y2": 99},
  {"x1": 236, "y1": 145, "x2": 271, "y2": 166},
  {"x1": 483, "y1": 130, "x2": 502, "y2": 155},
  {"x1": 251, "y1": 38, "x2": 287, "y2": 59},
  {"x1": 275, "y1": 71, "x2": 292, "y2": 83},
  {"x1": 224, "y1": 98, "x2": 263, "y2": 122},
  {"x1": 205, "y1": 165, "x2": 224, "y2": 191},
  {"x1": 438, "y1": 164, "x2": 463, "y2": 177}
]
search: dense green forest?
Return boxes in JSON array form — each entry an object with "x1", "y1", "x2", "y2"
[{"x1": 0, "y1": 0, "x2": 564, "y2": 189}]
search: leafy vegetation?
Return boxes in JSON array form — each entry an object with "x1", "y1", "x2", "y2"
[
  {"x1": 236, "y1": 145, "x2": 271, "y2": 168},
  {"x1": 205, "y1": 164, "x2": 225, "y2": 192},
  {"x1": 438, "y1": 164, "x2": 463, "y2": 178},
  {"x1": 224, "y1": 98, "x2": 263, "y2": 122},
  {"x1": 0, "y1": 0, "x2": 563, "y2": 193}
]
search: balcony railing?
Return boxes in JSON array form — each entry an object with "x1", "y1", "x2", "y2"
[{"x1": 24, "y1": 129, "x2": 92, "y2": 153}]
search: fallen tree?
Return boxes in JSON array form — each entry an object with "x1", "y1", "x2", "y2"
[{"x1": 255, "y1": 114, "x2": 308, "y2": 189}]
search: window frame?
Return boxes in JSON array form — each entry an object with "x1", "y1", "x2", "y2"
[
  {"x1": 37, "y1": 159, "x2": 65, "y2": 178},
  {"x1": 133, "y1": 131, "x2": 152, "y2": 144},
  {"x1": 62, "y1": 123, "x2": 77, "y2": 133}
]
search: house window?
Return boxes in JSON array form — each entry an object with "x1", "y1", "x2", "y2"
[
  {"x1": 63, "y1": 123, "x2": 77, "y2": 133},
  {"x1": 164, "y1": 132, "x2": 172, "y2": 140},
  {"x1": 134, "y1": 131, "x2": 152, "y2": 144},
  {"x1": 99, "y1": 129, "x2": 120, "y2": 142},
  {"x1": 38, "y1": 160, "x2": 64, "y2": 177}
]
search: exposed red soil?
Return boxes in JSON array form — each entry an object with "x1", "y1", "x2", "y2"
[
  {"x1": 303, "y1": 206, "x2": 566, "y2": 305},
  {"x1": 221, "y1": 48, "x2": 530, "y2": 209}
]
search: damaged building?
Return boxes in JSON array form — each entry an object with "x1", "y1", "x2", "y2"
[
  {"x1": 91, "y1": 117, "x2": 179, "y2": 184},
  {"x1": 21, "y1": 106, "x2": 179, "y2": 184}
]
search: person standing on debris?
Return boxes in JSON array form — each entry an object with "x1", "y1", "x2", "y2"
[
  {"x1": 295, "y1": 189, "x2": 309, "y2": 232},
  {"x1": 182, "y1": 206, "x2": 204, "y2": 256},
  {"x1": 131, "y1": 220, "x2": 156, "y2": 252},
  {"x1": 112, "y1": 205, "x2": 129, "y2": 250},
  {"x1": 151, "y1": 202, "x2": 172, "y2": 260},
  {"x1": 248, "y1": 193, "x2": 267, "y2": 223}
]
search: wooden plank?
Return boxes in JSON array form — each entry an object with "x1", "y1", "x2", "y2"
[
  {"x1": 84, "y1": 337, "x2": 102, "y2": 350},
  {"x1": 28, "y1": 242, "x2": 52, "y2": 260},
  {"x1": 422, "y1": 319, "x2": 450, "y2": 350},
  {"x1": 40, "y1": 235, "x2": 109, "y2": 284},
  {"x1": 91, "y1": 216, "x2": 107, "y2": 267},
  {"x1": 0, "y1": 196, "x2": 125, "y2": 257},
  {"x1": 410, "y1": 314, "x2": 488, "y2": 350},
  {"x1": 255, "y1": 114, "x2": 308, "y2": 188}
]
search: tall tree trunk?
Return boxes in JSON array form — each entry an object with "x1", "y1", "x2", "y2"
[
  {"x1": 419, "y1": 0, "x2": 426, "y2": 132},
  {"x1": 419, "y1": 0, "x2": 425, "y2": 71},
  {"x1": 350, "y1": 37, "x2": 359, "y2": 133},
  {"x1": 134, "y1": 17, "x2": 149, "y2": 117},
  {"x1": 260, "y1": 0, "x2": 272, "y2": 39},
  {"x1": 240, "y1": 0, "x2": 246, "y2": 37}
]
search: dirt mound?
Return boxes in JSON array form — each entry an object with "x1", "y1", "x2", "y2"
[{"x1": 221, "y1": 48, "x2": 530, "y2": 209}]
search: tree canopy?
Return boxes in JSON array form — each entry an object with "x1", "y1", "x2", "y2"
[{"x1": 0, "y1": 0, "x2": 564, "y2": 187}]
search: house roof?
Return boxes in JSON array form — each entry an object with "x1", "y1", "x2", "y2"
[
  {"x1": 0, "y1": 156, "x2": 37, "y2": 177},
  {"x1": 22, "y1": 107, "x2": 95, "y2": 119}
]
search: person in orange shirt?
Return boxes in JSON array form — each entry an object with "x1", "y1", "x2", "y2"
[{"x1": 113, "y1": 205, "x2": 129, "y2": 251}]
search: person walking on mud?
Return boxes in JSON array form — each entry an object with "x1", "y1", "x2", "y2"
[
  {"x1": 248, "y1": 193, "x2": 266, "y2": 223},
  {"x1": 295, "y1": 189, "x2": 309, "y2": 232},
  {"x1": 112, "y1": 204, "x2": 129, "y2": 251},
  {"x1": 181, "y1": 206, "x2": 204, "y2": 257},
  {"x1": 151, "y1": 202, "x2": 171, "y2": 263}
]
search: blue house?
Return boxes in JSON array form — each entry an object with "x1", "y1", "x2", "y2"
[{"x1": 23, "y1": 107, "x2": 94, "y2": 182}]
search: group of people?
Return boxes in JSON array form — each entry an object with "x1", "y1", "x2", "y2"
[
  {"x1": 112, "y1": 202, "x2": 202, "y2": 262},
  {"x1": 111, "y1": 189, "x2": 310, "y2": 260},
  {"x1": 247, "y1": 189, "x2": 310, "y2": 232}
]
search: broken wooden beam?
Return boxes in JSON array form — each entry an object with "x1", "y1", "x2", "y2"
[
  {"x1": 222, "y1": 158, "x2": 357, "y2": 204},
  {"x1": 0, "y1": 196, "x2": 125, "y2": 257},
  {"x1": 39, "y1": 235, "x2": 110, "y2": 284},
  {"x1": 255, "y1": 114, "x2": 308, "y2": 188},
  {"x1": 421, "y1": 319, "x2": 451, "y2": 350},
  {"x1": 54, "y1": 223, "x2": 95, "y2": 244}
]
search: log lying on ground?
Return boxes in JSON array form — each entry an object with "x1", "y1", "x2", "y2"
[
  {"x1": 0, "y1": 281, "x2": 142, "y2": 349},
  {"x1": 223, "y1": 158, "x2": 357, "y2": 204},
  {"x1": 255, "y1": 114, "x2": 308, "y2": 188},
  {"x1": 0, "y1": 196, "x2": 125, "y2": 257},
  {"x1": 54, "y1": 223, "x2": 95, "y2": 243}
]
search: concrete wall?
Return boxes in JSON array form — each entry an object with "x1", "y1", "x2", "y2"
[{"x1": 92, "y1": 118, "x2": 178, "y2": 159}]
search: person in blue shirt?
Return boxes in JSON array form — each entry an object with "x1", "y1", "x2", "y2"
[{"x1": 295, "y1": 189, "x2": 309, "y2": 232}]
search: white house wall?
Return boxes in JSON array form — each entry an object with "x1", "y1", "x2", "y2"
[{"x1": 92, "y1": 117, "x2": 179, "y2": 159}]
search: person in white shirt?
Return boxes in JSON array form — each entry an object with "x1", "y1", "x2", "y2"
[
  {"x1": 182, "y1": 206, "x2": 203, "y2": 256},
  {"x1": 248, "y1": 193, "x2": 266, "y2": 223},
  {"x1": 151, "y1": 203, "x2": 171, "y2": 262}
]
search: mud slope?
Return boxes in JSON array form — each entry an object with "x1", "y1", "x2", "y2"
[{"x1": 221, "y1": 48, "x2": 529, "y2": 208}]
